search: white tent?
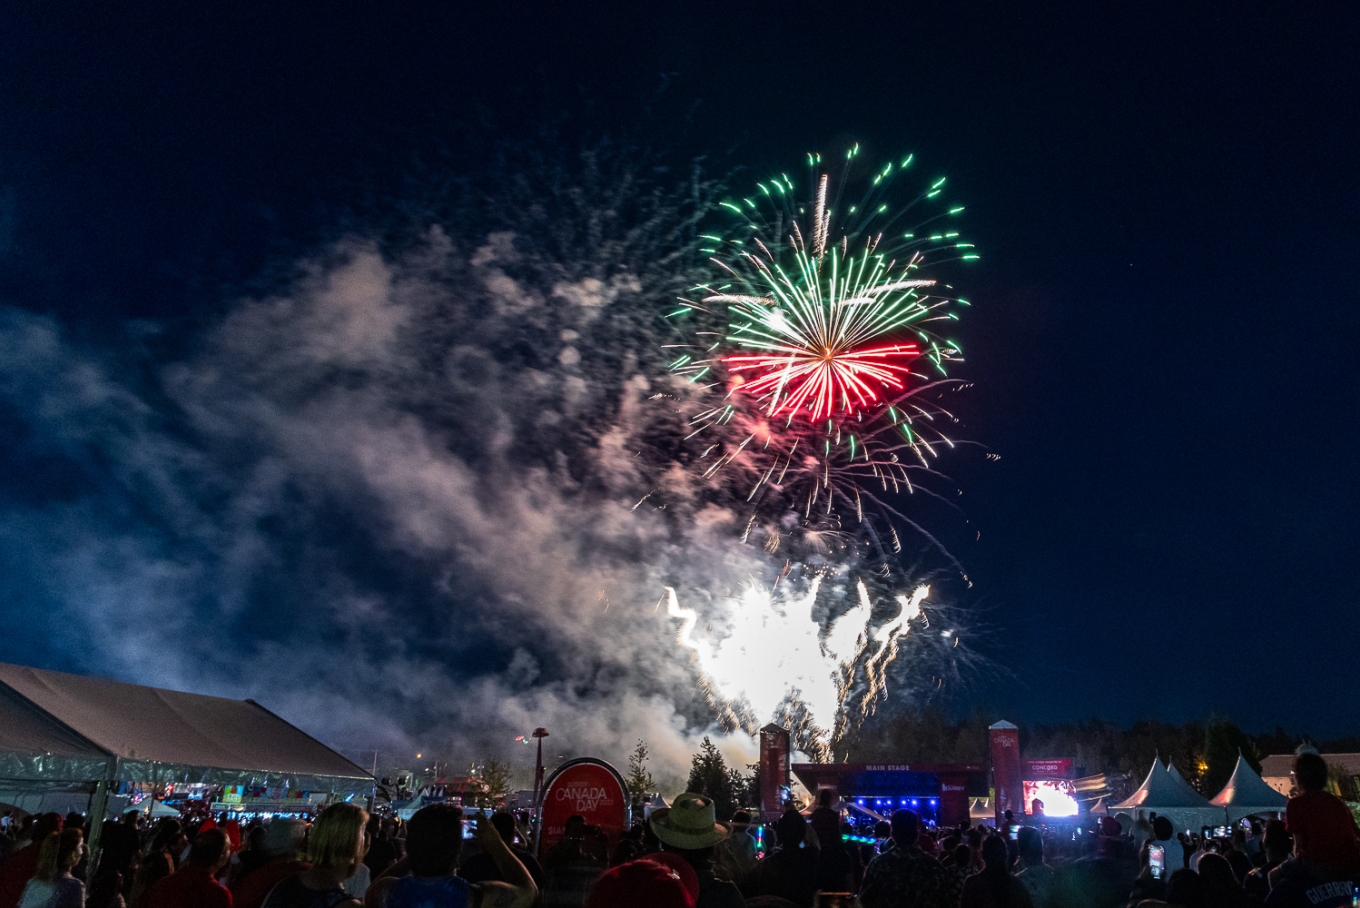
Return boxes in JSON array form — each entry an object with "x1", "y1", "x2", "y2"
[
  {"x1": 1089, "y1": 797, "x2": 1108, "y2": 816},
  {"x1": 1111, "y1": 757, "x2": 1221, "y2": 834},
  {"x1": 0, "y1": 662, "x2": 371, "y2": 875},
  {"x1": 1209, "y1": 754, "x2": 1288, "y2": 822},
  {"x1": 146, "y1": 799, "x2": 181, "y2": 818},
  {"x1": 970, "y1": 797, "x2": 996, "y2": 825}
]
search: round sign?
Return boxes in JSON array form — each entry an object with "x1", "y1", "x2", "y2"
[{"x1": 537, "y1": 758, "x2": 629, "y2": 859}]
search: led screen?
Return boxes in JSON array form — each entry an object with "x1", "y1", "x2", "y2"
[{"x1": 1022, "y1": 780, "x2": 1079, "y2": 817}]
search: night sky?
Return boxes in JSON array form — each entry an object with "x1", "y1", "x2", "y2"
[{"x1": 2, "y1": 2, "x2": 1358, "y2": 753}]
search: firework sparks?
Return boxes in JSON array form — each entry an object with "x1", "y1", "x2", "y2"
[
  {"x1": 670, "y1": 147, "x2": 977, "y2": 549},
  {"x1": 668, "y1": 575, "x2": 930, "y2": 754}
]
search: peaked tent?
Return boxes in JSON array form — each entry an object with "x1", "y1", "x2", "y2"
[
  {"x1": 0, "y1": 662, "x2": 372, "y2": 875},
  {"x1": 0, "y1": 663, "x2": 371, "y2": 790},
  {"x1": 1111, "y1": 758, "x2": 1221, "y2": 834},
  {"x1": 1209, "y1": 754, "x2": 1288, "y2": 822}
]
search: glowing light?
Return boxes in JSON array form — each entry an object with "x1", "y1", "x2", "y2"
[
  {"x1": 668, "y1": 579, "x2": 930, "y2": 750},
  {"x1": 1022, "y1": 780, "x2": 1080, "y2": 818}
]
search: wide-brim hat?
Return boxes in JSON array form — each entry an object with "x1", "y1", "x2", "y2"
[{"x1": 649, "y1": 793, "x2": 731, "y2": 850}]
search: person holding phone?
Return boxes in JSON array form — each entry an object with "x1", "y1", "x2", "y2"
[
  {"x1": 365, "y1": 807, "x2": 537, "y2": 908},
  {"x1": 1148, "y1": 843, "x2": 1166, "y2": 880},
  {"x1": 1150, "y1": 817, "x2": 1185, "y2": 875}
]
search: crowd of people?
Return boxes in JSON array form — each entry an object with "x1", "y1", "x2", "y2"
[
  {"x1": 533, "y1": 752, "x2": 1360, "y2": 908},
  {"x1": 0, "y1": 752, "x2": 1354, "y2": 908},
  {"x1": 0, "y1": 802, "x2": 538, "y2": 908}
]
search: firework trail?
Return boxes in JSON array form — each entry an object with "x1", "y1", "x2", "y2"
[{"x1": 665, "y1": 146, "x2": 978, "y2": 565}]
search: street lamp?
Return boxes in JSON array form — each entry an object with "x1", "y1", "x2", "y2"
[{"x1": 531, "y1": 728, "x2": 550, "y2": 813}]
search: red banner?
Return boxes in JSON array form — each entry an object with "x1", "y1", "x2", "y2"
[
  {"x1": 759, "y1": 725, "x2": 790, "y2": 822},
  {"x1": 1024, "y1": 759, "x2": 1073, "y2": 779},
  {"x1": 989, "y1": 722, "x2": 1023, "y2": 823},
  {"x1": 538, "y1": 759, "x2": 628, "y2": 859}
]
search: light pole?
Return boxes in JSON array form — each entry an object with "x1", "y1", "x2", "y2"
[{"x1": 531, "y1": 728, "x2": 550, "y2": 817}]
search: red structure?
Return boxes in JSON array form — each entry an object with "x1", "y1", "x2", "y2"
[
  {"x1": 758, "y1": 724, "x2": 791, "y2": 822},
  {"x1": 989, "y1": 721, "x2": 1023, "y2": 823},
  {"x1": 789, "y1": 762, "x2": 987, "y2": 827},
  {"x1": 758, "y1": 720, "x2": 1070, "y2": 828}
]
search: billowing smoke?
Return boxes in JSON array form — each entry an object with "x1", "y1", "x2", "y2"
[{"x1": 0, "y1": 146, "x2": 980, "y2": 779}]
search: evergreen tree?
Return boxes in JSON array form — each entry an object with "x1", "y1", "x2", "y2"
[
  {"x1": 625, "y1": 739, "x2": 655, "y2": 808},
  {"x1": 687, "y1": 736, "x2": 739, "y2": 820},
  {"x1": 1202, "y1": 717, "x2": 1258, "y2": 795},
  {"x1": 478, "y1": 758, "x2": 514, "y2": 807}
]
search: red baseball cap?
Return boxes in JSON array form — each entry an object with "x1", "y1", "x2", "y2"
[
  {"x1": 646, "y1": 852, "x2": 700, "y2": 902},
  {"x1": 585, "y1": 856, "x2": 696, "y2": 908}
]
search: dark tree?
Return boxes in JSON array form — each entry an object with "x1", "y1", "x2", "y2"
[
  {"x1": 687, "y1": 736, "x2": 743, "y2": 820},
  {"x1": 1202, "y1": 717, "x2": 1259, "y2": 795}
]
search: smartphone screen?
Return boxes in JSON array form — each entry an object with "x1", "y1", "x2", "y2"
[
  {"x1": 1008, "y1": 824, "x2": 1019, "y2": 841},
  {"x1": 1149, "y1": 844, "x2": 1166, "y2": 880}
]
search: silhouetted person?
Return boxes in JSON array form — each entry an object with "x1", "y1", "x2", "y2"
[
  {"x1": 365, "y1": 805, "x2": 536, "y2": 908},
  {"x1": 649, "y1": 794, "x2": 744, "y2": 908},
  {"x1": 1285, "y1": 752, "x2": 1360, "y2": 876},
  {"x1": 0, "y1": 813, "x2": 63, "y2": 908},
  {"x1": 1013, "y1": 827, "x2": 1057, "y2": 908},
  {"x1": 146, "y1": 828, "x2": 232, "y2": 908},
  {"x1": 750, "y1": 808, "x2": 819, "y2": 906},
  {"x1": 960, "y1": 834, "x2": 1032, "y2": 908},
  {"x1": 459, "y1": 813, "x2": 543, "y2": 889},
  {"x1": 860, "y1": 809, "x2": 947, "y2": 908},
  {"x1": 1243, "y1": 820, "x2": 1291, "y2": 903}
]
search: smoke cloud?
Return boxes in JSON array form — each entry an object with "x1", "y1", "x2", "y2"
[
  {"x1": 0, "y1": 148, "x2": 980, "y2": 781},
  {"x1": 0, "y1": 212, "x2": 782, "y2": 779}
]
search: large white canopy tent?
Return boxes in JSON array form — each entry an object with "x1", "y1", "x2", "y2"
[
  {"x1": 1111, "y1": 757, "x2": 1221, "y2": 834},
  {"x1": 0, "y1": 662, "x2": 371, "y2": 873},
  {"x1": 1209, "y1": 754, "x2": 1288, "y2": 822}
]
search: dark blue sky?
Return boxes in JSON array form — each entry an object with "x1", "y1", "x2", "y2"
[{"x1": 2, "y1": 2, "x2": 1357, "y2": 736}]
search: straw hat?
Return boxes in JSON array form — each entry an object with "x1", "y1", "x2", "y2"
[{"x1": 648, "y1": 793, "x2": 731, "y2": 850}]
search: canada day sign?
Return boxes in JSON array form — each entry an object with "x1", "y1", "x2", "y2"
[{"x1": 537, "y1": 758, "x2": 629, "y2": 857}]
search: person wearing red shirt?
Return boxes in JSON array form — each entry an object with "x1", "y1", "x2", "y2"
[
  {"x1": 0, "y1": 813, "x2": 63, "y2": 908},
  {"x1": 231, "y1": 819, "x2": 309, "y2": 908},
  {"x1": 147, "y1": 828, "x2": 234, "y2": 908},
  {"x1": 1285, "y1": 752, "x2": 1360, "y2": 876}
]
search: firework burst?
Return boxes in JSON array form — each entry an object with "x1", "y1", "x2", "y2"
[{"x1": 666, "y1": 146, "x2": 977, "y2": 555}]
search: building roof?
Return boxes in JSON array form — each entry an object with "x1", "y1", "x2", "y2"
[
  {"x1": 1260, "y1": 753, "x2": 1360, "y2": 779},
  {"x1": 0, "y1": 662, "x2": 371, "y2": 790}
]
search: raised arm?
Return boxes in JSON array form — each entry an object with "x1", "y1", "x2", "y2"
[{"x1": 469, "y1": 815, "x2": 537, "y2": 908}]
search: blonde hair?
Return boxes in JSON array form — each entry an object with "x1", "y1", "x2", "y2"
[
  {"x1": 30, "y1": 829, "x2": 82, "y2": 884},
  {"x1": 32, "y1": 833, "x2": 60, "y2": 884},
  {"x1": 305, "y1": 803, "x2": 369, "y2": 871}
]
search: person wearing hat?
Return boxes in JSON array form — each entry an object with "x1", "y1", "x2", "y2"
[
  {"x1": 585, "y1": 854, "x2": 698, "y2": 908},
  {"x1": 649, "y1": 793, "x2": 745, "y2": 908}
]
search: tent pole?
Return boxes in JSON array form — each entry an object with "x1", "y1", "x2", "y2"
[
  {"x1": 84, "y1": 776, "x2": 111, "y2": 884},
  {"x1": 84, "y1": 757, "x2": 118, "y2": 885}
]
